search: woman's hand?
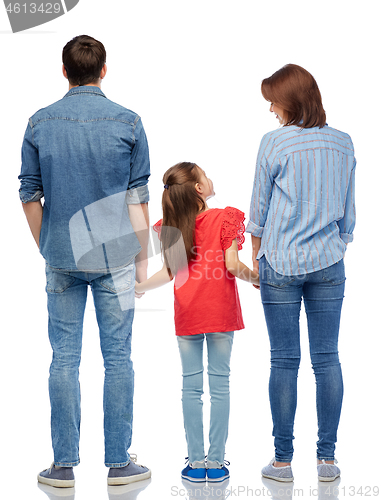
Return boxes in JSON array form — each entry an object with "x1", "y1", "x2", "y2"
[{"x1": 251, "y1": 235, "x2": 261, "y2": 290}]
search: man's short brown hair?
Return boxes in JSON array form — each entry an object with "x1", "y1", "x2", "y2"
[{"x1": 62, "y1": 35, "x2": 106, "y2": 86}]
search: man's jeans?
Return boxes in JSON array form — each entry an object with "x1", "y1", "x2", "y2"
[
  {"x1": 45, "y1": 261, "x2": 135, "y2": 467},
  {"x1": 259, "y1": 257, "x2": 345, "y2": 462},
  {"x1": 177, "y1": 332, "x2": 234, "y2": 465}
]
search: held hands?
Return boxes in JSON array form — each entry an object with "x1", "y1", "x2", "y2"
[
  {"x1": 135, "y1": 280, "x2": 145, "y2": 299},
  {"x1": 252, "y1": 260, "x2": 260, "y2": 290}
]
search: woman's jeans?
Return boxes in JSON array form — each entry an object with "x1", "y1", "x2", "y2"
[
  {"x1": 177, "y1": 332, "x2": 234, "y2": 466},
  {"x1": 259, "y1": 257, "x2": 345, "y2": 462},
  {"x1": 45, "y1": 261, "x2": 135, "y2": 467}
]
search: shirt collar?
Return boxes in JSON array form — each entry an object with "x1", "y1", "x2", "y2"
[{"x1": 64, "y1": 86, "x2": 106, "y2": 98}]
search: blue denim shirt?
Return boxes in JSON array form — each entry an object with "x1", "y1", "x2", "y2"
[
  {"x1": 246, "y1": 125, "x2": 356, "y2": 276},
  {"x1": 19, "y1": 86, "x2": 150, "y2": 271}
]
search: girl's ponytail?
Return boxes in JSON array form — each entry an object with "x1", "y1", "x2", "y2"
[{"x1": 161, "y1": 162, "x2": 205, "y2": 276}]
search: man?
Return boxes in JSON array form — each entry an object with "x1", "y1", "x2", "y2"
[{"x1": 19, "y1": 35, "x2": 151, "y2": 488}]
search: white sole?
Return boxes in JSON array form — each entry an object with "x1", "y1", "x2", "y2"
[
  {"x1": 262, "y1": 473, "x2": 294, "y2": 482},
  {"x1": 107, "y1": 469, "x2": 151, "y2": 486},
  {"x1": 318, "y1": 474, "x2": 340, "y2": 482},
  {"x1": 37, "y1": 474, "x2": 75, "y2": 488}
]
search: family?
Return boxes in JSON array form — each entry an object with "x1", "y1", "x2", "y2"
[{"x1": 18, "y1": 35, "x2": 356, "y2": 489}]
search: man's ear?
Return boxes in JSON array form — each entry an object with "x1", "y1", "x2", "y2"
[
  {"x1": 62, "y1": 64, "x2": 68, "y2": 80},
  {"x1": 100, "y1": 63, "x2": 107, "y2": 80}
]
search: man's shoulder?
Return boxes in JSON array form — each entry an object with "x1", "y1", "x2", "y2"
[
  {"x1": 29, "y1": 89, "x2": 141, "y2": 128},
  {"x1": 103, "y1": 97, "x2": 141, "y2": 125}
]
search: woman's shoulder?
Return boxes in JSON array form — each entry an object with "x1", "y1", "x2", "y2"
[{"x1": 323, "y1": 125, "x2": 355, "y2": 152}]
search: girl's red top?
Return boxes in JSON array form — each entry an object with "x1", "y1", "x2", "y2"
[{"x1": 154, "y1": 207, "x2": 245, "y2": 336}]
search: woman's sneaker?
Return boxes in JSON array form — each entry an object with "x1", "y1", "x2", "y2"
[
  {"x1": 206, "y1": 460, "x2": 230, "y2": 482},
  {"x1": 181, "y1": 458, "x2": 206, "y2": 482},
  {"x1": 261, "y1": 458, "x2": 294, "y2": 482},
  {"x1": 317, "y1": 459, "x2": 341, "y2": 482}
]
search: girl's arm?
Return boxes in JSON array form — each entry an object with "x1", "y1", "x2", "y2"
[
  {"x1": 135, "y1": 264, "x2": 172, "y2": 294},
  {"x1": 225, "y1": 239, "x2": 259, "y2": 286}
]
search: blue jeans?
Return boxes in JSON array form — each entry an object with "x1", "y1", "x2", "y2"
[
  {"x1": 259, "y1": 257, "x2": 345, "y2": 462},
  {"x1": 177, "y1": 332, "x2": 234, "y2": 465},
  {"x1": 45, "y1": 261, "x2": 135, "y2": 467}
]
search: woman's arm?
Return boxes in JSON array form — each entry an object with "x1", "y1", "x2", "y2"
[
  {"x1": 225, "y1": 239, "x2": 259, "y2": 286},
  {"x1": 135, "y1": 264, "x2": 173, "y2": 294},
  {"x1": 251, "y1": 235, "x2": 261, "y2": 290}
]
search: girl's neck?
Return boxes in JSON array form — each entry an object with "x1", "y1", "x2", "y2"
[{"x1": 199, "y1": 202, "x2": 210, "y2": 213}]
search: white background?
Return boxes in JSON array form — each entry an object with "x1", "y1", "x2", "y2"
[{"x1": 0, "y1": 1, "x2": 379, "y2": 499}]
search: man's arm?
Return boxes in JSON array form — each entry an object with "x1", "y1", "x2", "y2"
[
  {"x1": 22, "y1": 200, "x2": 43, "y2": 248},
  {"x1": 128, "y1": 202, "x2": 150, "y2": 283}
]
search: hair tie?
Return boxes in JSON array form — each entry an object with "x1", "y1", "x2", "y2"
[{"x1": 164, "y1": 184, "x2": 169, "y2": 190}]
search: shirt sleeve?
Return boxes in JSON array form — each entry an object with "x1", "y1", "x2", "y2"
[
  {"x1": 126, "y1": 117, "x2": 150, "y2": 204},
  {"x1": 220, "y1": 207, "x2": 246, "y2": 251},
  {"x1": 338, "y1": 158, "x2": 356, "y2": 243},
  {"x1": 246, "y1": 134, "x2": 275, "y2": 236},
  {"x1": 153, "y1": 219, "x2": 163, "y2": 239},
  {"x1": 18, "y1": 121, "x2": 44, "y2": 203}
]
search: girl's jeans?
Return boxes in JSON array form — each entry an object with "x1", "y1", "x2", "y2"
[
  {"x1": 177, "y1": 332, "x2": 234, "y2": 466},
  {"x1": 259, "y1": 257, "x2": 345, "y2": 462},
  {"x1": 45, "y1": 262, "x2": 135, "y2": 467}
]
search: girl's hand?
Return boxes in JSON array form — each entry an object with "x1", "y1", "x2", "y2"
[
  {"x1": 252, "y1": 272, "x2": 260, "y2": 289},
  {"x1": 135, "y1": 280, "x2": 145, "y2": 298}
]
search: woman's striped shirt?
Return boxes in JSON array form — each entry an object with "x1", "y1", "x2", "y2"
[{"x1": 246, "y1": 125, "x2": 356, "y2": 276}]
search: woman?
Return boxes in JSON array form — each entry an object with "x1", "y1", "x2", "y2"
[{"x1": 247, "y1": 64, "x2": 356, "y2": 482}]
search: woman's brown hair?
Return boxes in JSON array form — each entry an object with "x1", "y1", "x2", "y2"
[
  {"x1": 261, "y1": 64, "x2": 326, "y2": 128},
  {"x1": 160, "y1": 162, "x2": 205, "y2": 276}
]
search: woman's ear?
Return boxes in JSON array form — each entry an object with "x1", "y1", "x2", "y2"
[{"x1": 195, "y1": 182, "x2": 202, "y2": 194}]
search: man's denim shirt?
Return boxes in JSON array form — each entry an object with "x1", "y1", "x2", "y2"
[{"x1": 19, "y1": 86, "x2": 150, "y2": 272}]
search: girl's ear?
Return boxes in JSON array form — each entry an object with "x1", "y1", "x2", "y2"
[{"x1": 195, "y1": 182, "x2": 202, "y2": 194}]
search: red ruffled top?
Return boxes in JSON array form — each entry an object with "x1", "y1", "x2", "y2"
[{"x1": 154, "y1": 207, "x2": 245, "y2": 336}]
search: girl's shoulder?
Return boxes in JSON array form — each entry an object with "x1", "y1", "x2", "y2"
[
  {"x1": 196, "y1": 207, "x2": 246, "y2": 251},
  {"x1": 220, "y1": 207, "x2": 246, "y2": 251}
]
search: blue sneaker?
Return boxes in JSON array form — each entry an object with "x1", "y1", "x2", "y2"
[
  {"x1": 206, "y1": 460, "x2": 230, "y2": 482},
  {"x1": 181, "y1": 459, "x2": 206, "y2": 482}
]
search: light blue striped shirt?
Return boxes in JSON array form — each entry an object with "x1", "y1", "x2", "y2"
[{"x1": 246, "y1": 125, "x2": 356, "y2": 276}]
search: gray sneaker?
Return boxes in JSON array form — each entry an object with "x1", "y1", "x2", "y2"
[
  {"x1": 317, "y1": 460, "x2": 341, "y2": 482},
  {"x1": 108, "y1": 454, "x2": 151, "y2": 486},
  {"x1": 261, "y1": 458, "x2": 294, "y2": 482},
  {"x1": 37, "y1": 463, "x2": 75, "y2": 488}
]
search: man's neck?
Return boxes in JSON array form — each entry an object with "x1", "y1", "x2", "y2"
[{"x1": 68, "y1": 80, "x2": 102, "y2": 90}]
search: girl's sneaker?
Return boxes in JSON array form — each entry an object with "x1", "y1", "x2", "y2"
[
  {"x1": 317, "y1": 459, "x2": 341, "y2": 482},
  {"x1": 181, "y1": 458, "x2": 206, "y2": 482},
  {"x1": 206, "y1": 460, "x2": 230, "y2": 482},
  {"x1": 261, "y1": 458, "x2": 294, "y2": 482}
]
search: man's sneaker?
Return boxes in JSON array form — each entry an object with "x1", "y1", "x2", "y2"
[
  {"x1": 181, "y1": 458, "x2": 206, "y2": 482},
  {"x1": 107, "y1": 454, "x2": 151, "y2": 486},
  {"x1": 206, "y1": 460, "x2": 230, "y2": 482},
  {"x1": 37, "y1": 463, "x2": 75, "y2": 488},
  {"x1": 261, "y1": 458, "x2": 294, "y2": 482},
  {"x1": 317, "y1": 459, "x2": 341, "y2": 482}
]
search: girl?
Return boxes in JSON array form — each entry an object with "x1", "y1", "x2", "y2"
[{"x1": 135, "y1": 162, "x2": 259, "y2": 482}]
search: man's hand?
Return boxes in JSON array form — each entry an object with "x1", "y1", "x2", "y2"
[{"x1": 22, "y1": 200, "x2": 43, "y2": 248}]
